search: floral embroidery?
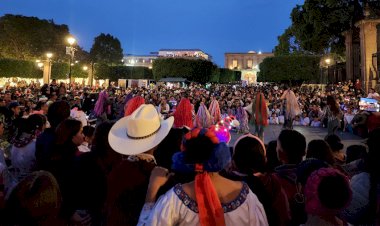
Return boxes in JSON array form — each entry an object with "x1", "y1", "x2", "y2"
[{"x1": 174, "y1": 182, "x2": 249, "y2": 213}]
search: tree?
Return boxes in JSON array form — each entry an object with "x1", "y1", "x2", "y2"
[
  {"x1": 0, "y1": 14, "x2": 90, "y2": 64},
  {"x1": 258, "y1": 55, "x2": 321, "y2": 83},
  {"x1": 275, "y1": 0, "x2": 380, "y2": 56},
  {"x1": 152, "y1": 58, "x2": 217, "y2": 83},
  {"x1": 274, "y1": 27, "x2": 303, "y2": 56},
  {"x1": 89, "y1": 33, "x2": 123, "y2": 65},
  {"x1": 0, "y1": 14, "x2": 72, "y2": 60}
]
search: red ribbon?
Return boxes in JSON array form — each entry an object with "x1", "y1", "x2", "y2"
[{"x1": 194, "y1": 164, "x2": 226, "y2": 226}]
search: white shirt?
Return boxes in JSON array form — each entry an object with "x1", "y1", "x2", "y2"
[
  {"x1": 301, "y1": 117, "x2": 310, "y2": 126},
  {"x1": 70, "y1": 109, "x2": 88, "y2": 126},
  {"x1": 138, "y1": 183, "x2": 268, "y2": 226}
]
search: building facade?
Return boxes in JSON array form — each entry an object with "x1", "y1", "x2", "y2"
[
  {"x1": 158, "y1": 49, "x2": 211, "y2": 61},
  {"x1": 224, "y1": 51, "x2": 274, "y2": 84},
  {"x1": 123, "y1": 55, "x2": 157, "y2": 69}
]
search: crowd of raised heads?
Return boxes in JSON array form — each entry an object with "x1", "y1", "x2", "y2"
[{"x1": 0, "y1": 79, "x2": 378, "y2": 225}]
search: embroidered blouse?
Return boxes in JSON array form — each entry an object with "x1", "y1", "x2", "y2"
[{"x1": 138, "y1": 182, "x2": 268, "y2": 226}]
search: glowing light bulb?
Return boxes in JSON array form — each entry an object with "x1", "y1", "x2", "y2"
[
  {"x1": 224, "y1": 129, "x2": 227, "y2": 132},
  {"x1": 221, "y1": 120, "x2": 224, "y2": 123},
  {"x1": 229, "y1": 126, "x2": 232, "y2": 130}
]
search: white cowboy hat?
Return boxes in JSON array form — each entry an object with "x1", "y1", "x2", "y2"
[{"x1": 108, "y1": 104, "x2": 174, "y2": 155}]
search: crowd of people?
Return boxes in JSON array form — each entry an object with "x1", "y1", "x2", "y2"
[{"x1": 0, "y1": 78, "x2": 378, "y2": 225}]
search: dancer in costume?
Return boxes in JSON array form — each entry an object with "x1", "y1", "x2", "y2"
[
  {"x1": 236, "y1": 102, "x2": 249, "y2": 134},
  {"x1": 124, "y1": 96, "x2": 145, "y2": 116},
  {"x1": 280, "y1": 86, "x2": 301, "y2": 129},
  {"x1": 195, "y1": 102, "x2": 212, "y2": 128},
  {"x1": 208, "y1": 97, "x2": 222, "y2": 124},
  {"x1": 250, "y1": 90, "x2": 268, "y2": 140}
]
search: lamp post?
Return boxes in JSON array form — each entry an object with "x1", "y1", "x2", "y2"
[
  {"x1": 66, "y1": 36, "x2": 76, "y2": 87},
  {"x1": 46, "y1": 52, "x2": 53, "y2": 82},
  {"x1": 325, "y1": 58, "x2": 331, "y2": 84}
]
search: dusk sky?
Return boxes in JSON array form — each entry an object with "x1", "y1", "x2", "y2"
[{"x1": 1, "y1": 0, "x2": 304, "y2": 66}]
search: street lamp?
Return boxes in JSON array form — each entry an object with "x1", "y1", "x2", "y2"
[
  {"x1": 46, "y1": 52, "x2": 53, "y2": 82},
  {"x1": 83, "y1": 66, "x2": 88, "y2": 71},
  {"x1": 325, "y1": 58, "x2": 331, "y2": 84},
  {"x1": 66, "y1": 36, "x2": 76, "y2": 86}
]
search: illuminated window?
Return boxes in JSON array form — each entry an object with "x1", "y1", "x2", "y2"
[
  {"x1": 232, "y1": 60, "x2": 238, "y2": 68},
  {"x1": 247, "y1": 60, "x2": 253, "y2": 68}
]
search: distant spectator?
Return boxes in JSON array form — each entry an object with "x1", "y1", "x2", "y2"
[
  {"x1": 310, "y1": 116, "x2": 321, "y2": 127},
  {"x1": 269, "y1": 112, "x2": 279, "y2": 125},
  {"x1": 301, "y1": 112, "x2": 310, "y2": 126}
]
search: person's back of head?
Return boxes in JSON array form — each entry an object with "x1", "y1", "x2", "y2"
[
  {"x1": 47, "y1": 101, "x2": 70, "y2": 129},
  {"x1": 346, "y1": 145, "x2": 367, "y2": 164},
  {"x1": 233, "y1": 134, "x2": 266, "y2": 174},
  {"x1": 266, "y1": 140, "x2": 281, "y2": 172},
  {"x1": 305, "y1": 168, "x2": 351, "y2": 218},
  {"x1": 306, "y1": 140, "x2": 335, "y2": 165},
  {"x1": 5, "y1": 171, "x2": 62, "y2": 226},
  {"x1": 324, "y1": 134, "x2": 344, "y2": 153},
  {"x1": 277, "y1": 129, "x2": 306, "y2": 164},
  {"x1": 82, "y1": 125, "x2": 95, "y2": 139}
]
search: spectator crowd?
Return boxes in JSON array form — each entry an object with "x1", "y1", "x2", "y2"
[{"x1": 0, "y1": 78, "x2": 378, "y2": 225}]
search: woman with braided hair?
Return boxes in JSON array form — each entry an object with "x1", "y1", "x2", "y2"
[
  {"x1": 245, "y1": 89, "x2": 268, "y2": 141},
  {"x1": 138, "y1": 128, "x2": 268, "y2": 226}
]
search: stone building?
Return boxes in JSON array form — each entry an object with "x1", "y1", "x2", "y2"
[
  {"x1": 345, "y1": 4, "x2": 380, "y2": 92},
  {"x1": 224, "y1": 51, "x2": 274, "y2": 84}
]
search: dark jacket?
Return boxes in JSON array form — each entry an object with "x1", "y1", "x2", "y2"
[
  {"x1": 35, "y1": 128, "x2": 56, "y2": 170},
  {"x1": 105, "y1": 158, "x2": 155, "y2": 226}
]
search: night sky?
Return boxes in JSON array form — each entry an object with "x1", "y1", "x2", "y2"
[{"x1": 1, "y1": 0, "x2": 304, "y2": 66}]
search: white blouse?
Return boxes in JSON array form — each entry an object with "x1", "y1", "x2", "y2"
[{"x1": 138, "y1": 183, "x2": 268, "y2": 226}]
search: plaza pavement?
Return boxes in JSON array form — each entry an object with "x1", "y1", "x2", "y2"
[{"x1": 229, "y1": 125, "x2": 364, "y2": 152}]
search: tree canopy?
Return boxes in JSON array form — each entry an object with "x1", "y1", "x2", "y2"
[
  {"x1": 0, "y1": 14, "x2": 89, "y2": 63},
  {"x1": 274, "y1": 0, "x2": 380, "y2": 56},
  {"x1": 152, "y1": 58, "x2": 217, "y2": 83},
  {"x1": 258, "y1": 55, "x2": 321, "y2": 83},
  {"x1": 0, "y1": 14, "x2": 70, "y2": 60},
  {"x1": 89, "y1": 33, "x2": 124, "y2": 65}
]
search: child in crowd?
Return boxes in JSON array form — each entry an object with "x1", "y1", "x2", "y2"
[
  {"x1": 269, "y1": 112, "x2": 279, "y2": 125},
  {"x1": 293, "y1": 115, "x2": 302, "y2": 126},
  {"x1": 301, "y1": 112, "x2": 310, "y2": 126},
  {"x1": 278, "y1": 114, "x2": 285, "y2": 125},
  {"x1": 310, "y1": 116, "x2": 321, "y2": 127},
  {"x1": 78, "y1": 125, "x2": 95, "y2": 153}
]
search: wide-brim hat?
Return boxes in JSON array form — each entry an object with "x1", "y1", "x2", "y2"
[{"x1": 109, "y1": 104, "x2": 174, "y2": 155}]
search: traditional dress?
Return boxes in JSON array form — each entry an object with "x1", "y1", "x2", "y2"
[
  {"x1": 124, "y1": 96, "x2": 145, "y2": 117},
  {"x1": 280, "y1": 89, "x2": 301, "y2": 129},
  {"x1": 251, "y1": 93, "x2": 268, "y2": 140},
  {"x1": 236, "y1": 106, "x2": 249, "y2": 134},
  {"x1": 173, "y1": 98, "x2": 193, "y2": 129},
  {"x1": 195, "y1": 103, "x2": 212, "y2": 128},
  {"x1": 209, "y1": 99, "x2": 222, "y2": 124}
]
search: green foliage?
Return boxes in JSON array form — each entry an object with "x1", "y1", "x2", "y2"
[
  {"x1": 152, "y1": 58, "x2": 216, "y2": 83},
  {"x1": 258, "y1": 55, "x2": 321, "y2": 82},
  {"x1": 0, "y1": 14, "x2": 69, "y2": 60},
  {"x1": 90, "y1": 33, "x2": 124, "y2": 65},
  {"x1": 211, "y1": 68, "x2": 241, "y2": 83},
  {"x1": 0, "y1": 58, "x2": 88, "y2": 79},
  {"x1": 0, "y1": 14, "x2": 90, "y2": 63},
  {"x1": 287, "y1": 0, "x2": 355, "y2": 55},
  {"x1": 0, "y1": 58, "x2": 42, "y2": 78},
  {"x1": 274, "y1": 27, "x2": 303, "y2": 56},
  {"x1": 94, "y1": 64, "x2": 152, "y2": 81}
]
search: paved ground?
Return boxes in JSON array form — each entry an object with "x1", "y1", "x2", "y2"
[{"x1": 229, "y1": 125, "x2": 364, "y2": 151}]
